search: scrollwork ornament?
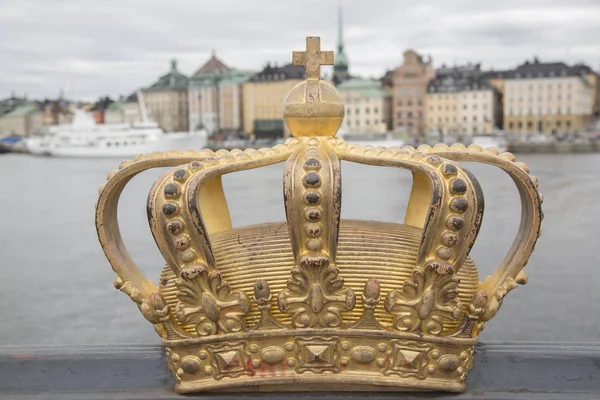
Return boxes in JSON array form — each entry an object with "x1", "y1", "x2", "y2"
[
  {"x1": 278, "y1": 257, "x2": 355, "y2": 328},
  {"x1": 174, "y1": 264, "x2": 249, "y2": 336},
  {"x1": 385, "y1": 262, "x2": 462, "y2": 335}
]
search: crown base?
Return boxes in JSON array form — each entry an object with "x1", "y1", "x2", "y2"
[
  {"x1": 165, "y1": 329, "x2": 475, "y2": 393},
  {"x1": 175, "y1": 375, "x2": 467, "y2": 393}
]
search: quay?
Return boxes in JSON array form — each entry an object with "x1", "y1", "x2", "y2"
[{"x1": 1, "y1": 343, "x2": 599, "y2": 399}]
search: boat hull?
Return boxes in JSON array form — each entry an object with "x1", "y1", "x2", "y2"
[{"x1": 25, "y1": 132, "x2": 206, "y2": 158}]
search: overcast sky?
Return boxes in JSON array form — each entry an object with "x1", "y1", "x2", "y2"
[{"x1": 1, "y1": 0, "x2": 599, "y2": 101}]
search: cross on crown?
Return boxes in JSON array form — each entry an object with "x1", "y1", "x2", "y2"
[{"x1": 292, "y1": 37, "x2": 334, "y2": 80}]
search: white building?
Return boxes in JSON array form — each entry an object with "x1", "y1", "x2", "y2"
[{"x1": 337, "y1": 78, "x2": 391, "y2": 135}]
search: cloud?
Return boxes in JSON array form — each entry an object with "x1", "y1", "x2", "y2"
[{"x1": 0, "y1": 0, "x2": 598, "y2": 100}]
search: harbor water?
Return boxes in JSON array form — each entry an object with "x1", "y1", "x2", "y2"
[{"x1": 0, "y1": 152, "x2": 599, "y2": 345}]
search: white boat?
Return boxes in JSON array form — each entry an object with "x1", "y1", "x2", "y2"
[
  {"x1": 470, "y1": 134, "x2": 508, "y2": 153},
  {"x1": 25, "y1": 92, "x2": 206, "y2": 158}
]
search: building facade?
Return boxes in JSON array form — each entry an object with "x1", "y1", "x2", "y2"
[
  {"x1": 392, "y1": 50, "x2": 435, "y2": 137},
  {"x1": 426, "y1": 64, "x2": 502, "y2": 138},
  {"x1": 218, "y1": 71, "x2": 254, "y2": 132},
  {"x1": 0, "y1": 103, "x2": 43, "y2": 136},
  {"x1": 337, "y1": 78, "x2": 391, "y2": 135},
  {"x1": 242, "y1": 64, "x2": 305, "y2": 139},
  {"x1": 188, "y1": 53, "x2": 231, "y2": 134},
  {"x1": 501, "y1": 60, "x2": 597, "y2": 135},
  {"x1": 143, "y1": 59, "x2": 189, "y2": 132}
]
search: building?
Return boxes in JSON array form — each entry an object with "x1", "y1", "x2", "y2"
[
  {"x1": 218, "y1": 70, "x2": 254, "y2": 133},
  {"x1": 242, "y1": 63, "x2": 305, "y2": 139},
  {"x1": 337, "y1": 78, "x2": 391, "y2": 135},
  {"x1": 104, "y1": 92, "x2": 142, "y2": 125},
  {"x1": 0, "y1": 103, "x2": 43, "y2": 136},
  {"x1": 143, "y1": 59, "x2": 189, "y2": 132},
  {"x1": 89, "y1": 96, "x2": 113, "y2": 124},
  {"x1": 188, "y1": 52, "x2": 231, "y2": 134},
  {"x1": 500, "y1": 59, "x2": 597, "y2": 135},
  {"x1": 426, "y1": 64, "x2": 502, "y2": 139},
  {"x1": 392, "y1": 50, "x2": 435, "y2": 137},
  {"x1": 333, "y1": 5, "x2": 350, "y2": 85}
]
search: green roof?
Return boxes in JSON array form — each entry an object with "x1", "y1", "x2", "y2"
[
  {"x1": 4, "y1": 103, "x2": 38, "y2": 117},
  {"x1": 218, "y1": 69, "x2": 255, "y2": 85},
  {"x1": 336, "y1": 78, "x2": 390, "y2": 98},
  {"x1": 146, "y1": 59, "x2": 189, "y2": 91}
]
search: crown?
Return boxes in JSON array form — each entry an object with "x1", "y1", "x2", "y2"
[{"x1": 96, "y1": 37, "x2": 543, "y2": 393}]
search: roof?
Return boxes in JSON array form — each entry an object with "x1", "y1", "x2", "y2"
[
  {"x1": 145, "y1": 59, "x2": 189, "y2": 91},
  {"x1": 484, "y1": 58, "x2": 596, "y2": 80},
  {"x1": 336, "y1": 78, "x2": 390, "y2": 98},
  {"x1": 192, "y1": 53, "x2": 230, "y2": 78},
  {"x1": 217, "y1": 70, "x2": 255, "y2": 85},
  {"x1": 3, "y1": 103, "x2": 39, "y2": 117},
  {"x1": 125, "y1": 92, "x2": 138, "y2": 103},
  {"x1": 249, "y1": 63, "x2": 305, "y2": 82},
  {"x1": 428, "y1": 64, "x2": 495, "y2": 94}
]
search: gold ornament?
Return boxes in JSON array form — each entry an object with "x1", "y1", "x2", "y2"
[{"x1": 96, "y1": 37, "x2": 543, "y2": 393}]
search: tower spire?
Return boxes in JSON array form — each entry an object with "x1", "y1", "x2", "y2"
[{"x1": 337, "y1": 2, "x2": 344, "y2": 53}]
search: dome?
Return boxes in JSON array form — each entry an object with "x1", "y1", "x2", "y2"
[{"x1": 335, "y1": 51, "x2": 349, "y2": 67}]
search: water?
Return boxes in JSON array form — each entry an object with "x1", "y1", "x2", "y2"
[{"x1": 0, "y1": 152, "x2": 599, "y2": 345}]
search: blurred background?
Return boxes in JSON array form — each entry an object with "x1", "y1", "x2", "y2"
[{"x1": 0, "y1": 0, "x2": 599, "y2": 345}]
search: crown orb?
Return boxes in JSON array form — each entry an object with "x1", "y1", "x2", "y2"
[{"x1": 283, "y1": 80, "x2": 344, "y2": 137}]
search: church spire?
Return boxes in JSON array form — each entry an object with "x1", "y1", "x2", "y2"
[
  {"x1": 337, "y1": 2, "x2": 344, "y2": 53},
  {"x1": 333, "y1": 2, "x2": 349, "y2": 84}
]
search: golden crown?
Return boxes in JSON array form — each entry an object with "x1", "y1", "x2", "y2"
[{"x1": 96, "y1": 37, "x2": 543, "y2": 393}]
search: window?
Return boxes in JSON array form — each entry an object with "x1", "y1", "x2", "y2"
[
  {"x1": 557, "y1": 120, "x2": 562, "y2": 127},
  {"x1": 509, "y1": 122, "x2": 514, "y2": 129},
  {"x1": 347, "y1": 109, "x2": 351, "y2": 115},
  {"x1": 438, "y1": 106, "x2": 442, "y2": 111},
  {"x1": 355, "y1": 109, "x2": 360, "y2": 115},
  {"x1": 473, "y1": 116, "x2": 477, "y2": 121},
  {"x1": 430, "y1": 106, "x2": 434, "y2": 111},
  {"x1": 397, "y1": 100, "x2": 403, "y2": 106},
  {"x1": 473, "y1": 104, "x2": 477, "y2": 110},
  {"x1": 397, "y1": 112, "x2": 402, "y2": 119},
  {"x1": 407, "y1": 89, "x2": 413, "y2": 95},
  {"x1": 527, "y1": 121, "x2": 532, "y2": 128},
  {"x1": 566, "y1": 120, "x2": 571, "y2": 128},
  {"x1": 407, "y1": 100, "x2": 412, "y2": 106},
  {"x1": 366, "y1": 120, "x2": 370, "y2": 125},
  {"x1": 417, "y1": 100, "x2": 422, "y2": 106},
  {"x1": 366, "y1": 108, "x2": 370, "y2": 114},
  {"x1": 374, "y1": 108, "x2": 378, "y2": 114},
  {"x1": 407, "y1": 111, "x2": 413, "y2": 118},
  {"x1": 463, "y1": 116, "x2": 467, "y2": 122}
]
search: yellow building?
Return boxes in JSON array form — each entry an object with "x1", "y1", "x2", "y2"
[
  {"x1": 242, "y1": 64, "x2": 305, "y2": 139},
  {"x1": 426, "y1": 65, "x2": 502, "y2": 138},
  {"x1": 499, "y1": 59, "x2": 597, "y2": 135}
]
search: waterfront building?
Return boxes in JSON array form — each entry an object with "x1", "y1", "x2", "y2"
[
  {"x1": 188, "y1": 52, "x2": 230, "y2": 134},
  {"x1": 242, "y1": 63, "x2": 305, "y2": 139},
  {"x1": 0, "y1": 103, "x2": 43, "y2": 136},
  {"x1": 426, "y1": 64, "x2": 501, "y2": 138},
  {"x1": 143, "y1": 59, "x2": 189, "y2": 132},
  {"x1": 495, "y1": 59, "x2": 597, "y2": 135},
  {"x1": 337, "y1": 78, "x2": 391, "y2": 134},
  {"x1": 392, "y1": 50, "x2": 435, "y2": 137},
  {"x1": 218, "y1": 70, "x2": 254, "y2": 133},
  {"x1": 333, "y1": 4, "x2": 350, "y2": 85}
]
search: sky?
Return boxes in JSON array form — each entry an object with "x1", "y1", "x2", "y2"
[{"x1": 1, "y1": 0, "x2": 599, "y2": 101}]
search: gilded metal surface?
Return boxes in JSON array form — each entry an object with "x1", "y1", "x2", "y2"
[{"x1": 96, "y1": 37, "x2": 543, "y2": 393}]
